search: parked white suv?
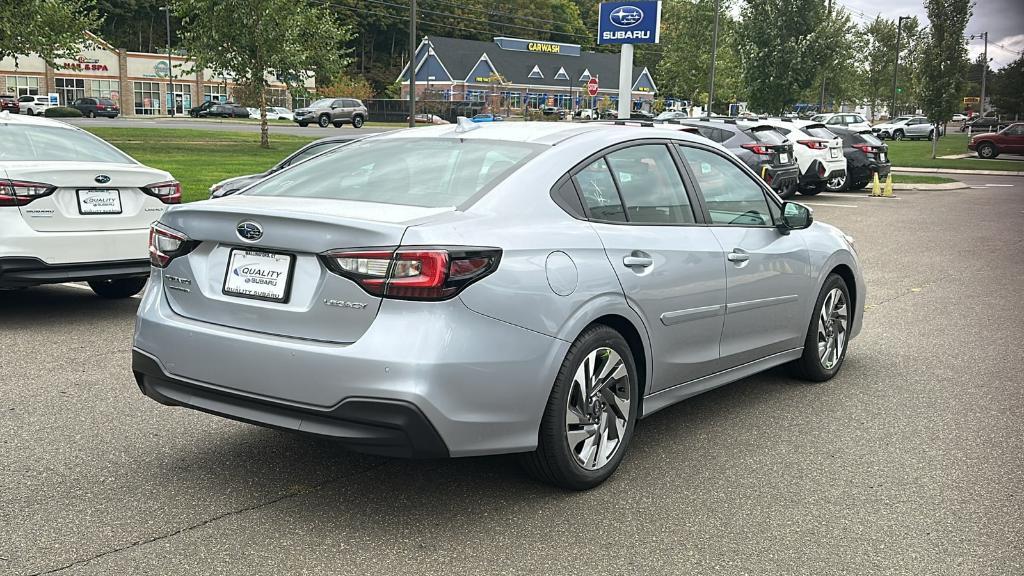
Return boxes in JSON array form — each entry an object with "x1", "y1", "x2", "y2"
[
  {"x1": 17, "y1": 95, "x2": 55, "y2": 116},
  {"x1": 0, "y1": 112, "x2": 179, "y2": 297},
  {"x1": 810, "y1": 113, "x2": 872, "y2": 132},
  {"x1": 739, "y1": 118, "x2": 847, "y2": 195}
]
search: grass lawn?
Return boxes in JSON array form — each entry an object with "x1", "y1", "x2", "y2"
[
  {"x1": 885, "y1": 132, "x2": 1022, "y2": 171},
  {"x1": 84, "y1": 127, "x2": 317, "y2": 202},
  {"x1": 891, "y1": 174, "x2": 957, "y2": 184}
]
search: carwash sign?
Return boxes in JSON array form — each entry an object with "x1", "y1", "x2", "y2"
[{"x1": 598, "y1": 1, "x2": 662, "y2": 45}]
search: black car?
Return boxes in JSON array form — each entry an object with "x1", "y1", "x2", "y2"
[
  {"x1": 826, "y1": 127, "x2": 890, "y2": 192},
  {"x1": 70, "y1": 97, "x2": 120, "y2": 118},
  {"x1": 199, "y1": 103, "x2": 249, "y2": 118},
  {"x1": 0, "y1": 94, "x2": 20, "y2": 113},
  {"x1": 671, "y1": 119, "x2": 801, "y2": 198},
  {"x1": 208, "y1": 135, "x2": 357, "y2": 198},
  {"x1": 540, "y1": 105, "x2": 567, "y2": 119}
]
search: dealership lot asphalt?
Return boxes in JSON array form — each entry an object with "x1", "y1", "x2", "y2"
[{"x1": 2, "y1": 178, "x2": 1022, "y2": 575}]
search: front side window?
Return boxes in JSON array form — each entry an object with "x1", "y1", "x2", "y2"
[
  {"x1": 678, "y1": 145, "x2": 773, "y2": 227},
  {"x1": 1002, "y1": 124, "x2": 1024, "y2": 136},
  {"x1": 605, "y1": 145, "x2": 695, "y2": 224},
  {"x1": 0, "y1": 125, "x2": 135, "y2": 163},
  {"x1": 246, "y1": 138, "x2": 542, "y2": 209}
]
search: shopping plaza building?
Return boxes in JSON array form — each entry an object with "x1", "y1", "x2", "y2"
[
  {"x1": 398, "y1": 36, "x2": 657, "y2": 111},
  {"x1": 0, "y1": 32, "x2": 311, "y2": 115}
]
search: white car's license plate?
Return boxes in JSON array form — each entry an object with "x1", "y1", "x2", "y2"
[
  {"x1": 77, "y1": 189, "x2": 122, "y2": 214},
  {"x1": 223, "y1": 249, "x2": 294, "y2": 302},
  {"x1": 779, "y1": 153, "x2": 789, "y2": 164},
  {"x1": 830, "y1": 148, "x2": 840, "y2": 159}
]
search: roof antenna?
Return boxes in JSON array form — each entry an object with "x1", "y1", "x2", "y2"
[{"x1": 455, "y1": 116, "x2": 480, "y2": 133}]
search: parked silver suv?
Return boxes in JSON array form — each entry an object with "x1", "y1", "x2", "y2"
[{"x1": 294, "y1": 97, "x2": 367, "y2": 128}]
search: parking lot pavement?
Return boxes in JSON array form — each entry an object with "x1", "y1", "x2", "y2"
[{"x1": 2, "y1": 186, "x2": 1022, "y2": 575}]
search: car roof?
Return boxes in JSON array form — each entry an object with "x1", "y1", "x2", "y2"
[
  {"x1": 372, "y1": 120, "x2": 713, "y2": 147},
  {"x1": 0, "y1": 110, "x2": 81, "y2": 131}
]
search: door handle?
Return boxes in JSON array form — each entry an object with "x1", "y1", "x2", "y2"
[
  {"x1": 623, "y1": 255, "x2": 653, "y2": 268},
  {"x1": 727, "y1": 251, "x2": 749, "y2": 263}
]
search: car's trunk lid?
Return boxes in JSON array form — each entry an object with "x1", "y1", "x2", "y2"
[{"x1": 159, "y1": 196, "x2": 452, "y2": 344}]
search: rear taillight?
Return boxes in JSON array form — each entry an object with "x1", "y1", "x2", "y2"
[
  {"x1": 149, "y1": 222, "x2": 196, "y2": 268},
  {"x1": 0, "y1": 179, "x2": 55, "y2": 206},
  {"x1": 741, "y1": 143, "x2": 773, "y2": 155},
  {"x1": 97, "y1": 104, "x2": 106, "y2": 110},
  {"x1": 798, "y1": 139, "x2": 828, "y2": 150},
  {"x1": 322, "y1": 247, "x2": 501, "y2": 301},
  {"x1": 142, "y1": 180, "x2": 182, "y2": 204},
  {"x1": 853, "y1": 143, "x2": 875, "y2": 156}
]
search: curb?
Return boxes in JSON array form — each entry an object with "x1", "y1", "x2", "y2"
[
  {"x1": 894, "y1": 167, "x2": 1024, "y2": 177},
  {"x1": 891, "y1": 182, "x2": 969, "y2": 191}
]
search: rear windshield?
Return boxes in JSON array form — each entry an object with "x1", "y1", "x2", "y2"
[
  {"x1": 0, "y1": 124, "x2": 135, "y2": 163},
  {"x1": 803, "y1": 125, "x2": 837, "y2": 139},
  {"x1": 749, "y1": 127, "x2": 788, "y2": 144},
  {"x1": 98, "y1": 98, "x2": 116, "y2": 105},
  {"x1": 245, "y1": 137, "x2": 544, "y2": 208},
  {"x1": 856, "y1": 132, "x2": 883, "y2": 146}
]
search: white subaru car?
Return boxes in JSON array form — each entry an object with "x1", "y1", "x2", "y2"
[
  {"x1": 0, "y1": 111, "x2": 180, "y2": 297},
  {"x1": 738, "y1": 118, "x2": 847, "y2": 196}
]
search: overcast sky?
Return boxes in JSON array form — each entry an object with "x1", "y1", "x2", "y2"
[{"x1": 840, "y1": 0, "x2": 1024, "y2": 69}]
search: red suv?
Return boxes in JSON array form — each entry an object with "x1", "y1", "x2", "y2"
[
  {"x1": 0, "y1": 94, "x2": 20, "y2": 113},
  {"x1": 969, "y1": 123, "x2": 1024, "y2": 158}
]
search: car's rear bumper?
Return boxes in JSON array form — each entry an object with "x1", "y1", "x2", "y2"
[
  {"x1": 799, "y1": 159, "x2": 846, "y2": 187},
  {"x1": 0, "y1": 257, "x2": 149, "y2": 287},
  {"x1": 765, "y1": 165, "x2": 800, "y2": 193},
  {"x1": 133, "y1": 349, "x2": 450, "y2": 458}
]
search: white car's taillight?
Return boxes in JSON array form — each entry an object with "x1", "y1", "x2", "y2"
[
  {"x1": 797, "y1": 139, "x2": 828, "y2": 150},
  {"x1": 149, "y1": 222, "x2": 196, "y2": 268},
  {"x1": 143, "y1": 180, "x2": 182, "y2": 204},
  {"x1": 321, "y1": 247, "x2": 501, "y2": 301},
  {"x1": 0, "y1": 179, "x2": 55, "y2": 206}
]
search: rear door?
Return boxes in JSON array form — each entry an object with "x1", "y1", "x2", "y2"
[
  {"x1": 677, "y1": 144, "x2": 812, "y2": 368},
  {"x1": 577, "y1": 142, "x2": 727, "y2": 390}
]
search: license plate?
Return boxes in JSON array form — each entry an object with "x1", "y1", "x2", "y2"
[
  {"x1": 779, "y1": 153, "x2": 789, "y2": 164},
  {"x1": 223, "y1": 249, "x2": 295, "y2": 303},
  {"x1": 77, "y1": 189, "x2": 122, "y2": 214},
  {"x1": 830, "y1": 148, "x2": 840, "y2": 159}
]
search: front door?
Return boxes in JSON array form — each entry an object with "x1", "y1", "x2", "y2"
[
  {"x1": 1000, "y1": 124, "x2": 1024, "y2": 153},
  {"x1": 677, "y1": 144, "x2": 813, "y2": 369},
  {"x1": 576, "y1": 143, "x2": 727, "y2": 391}
]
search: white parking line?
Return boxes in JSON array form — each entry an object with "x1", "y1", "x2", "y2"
[
  {"x1": 983, "y1": 184, "x2": 1014, "y2": 187},
  {"x1": 801, "y1": 202, "x2": 858, "y2": 208}
]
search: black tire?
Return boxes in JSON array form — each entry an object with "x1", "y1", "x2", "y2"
[
  {"x1": 798, "y1": 184, "x2": 824, "y2": 196},
  {"x1": 520, "y1": 324, "x2": 639, "y2": 490},
  {"x1": 298, "y1": 122, "x2": 309, "y2": 128},
  {"x1": 87, "y1": 110, "x2": 96, "y2": 118},
  {"x1": 26, "y1": 109, "x2": 34, "y2": 116},
  {"x1": 332, "y1": 120, "x2": 344, "y2": 128},
  {"x1": 977, "y1": 142, "x2": 998, "y2": 159},
  {"x1": 317, "y1": 114, "x2": 331, "y2": 128},
  {"x1": 777, "y1": 183, "x2": 797, "y2": 200},
  {"x1": 851, "y1": 180, "x2": 869, "y2": 190},
  {"x1": 87, "y1": 277, "x2": 147, "y2": 299},
  {"x1": 352, "y1": 115, "x2": 364, "y2": 128},
  {"x1": 893, "y1": 129, "x2": 905, "y2": 141},
  {"x1": 789, "y1": 274, "x2": 851, "y2": 382}
]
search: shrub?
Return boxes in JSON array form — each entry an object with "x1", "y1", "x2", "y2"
[{"x1": 44, "y1": 106, "x2": 83, "y2": 118}]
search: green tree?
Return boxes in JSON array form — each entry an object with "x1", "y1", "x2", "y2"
[
  {"x1": 657, "y1": 0, "x2": 744, "y2": 113},
  {"x1": 918, "y1": 0, "x2": 972, "y2": 158},
  {"x1": 862, "y1": 17, "x2": 897, "y2": 119},
  {"x1": 175, "y1": 0, "x2": 351, "y2": 147},
  {"x1": 1, "y1": 0, "x2": 100, "y2": 64},
  {"x1": 810, "y1": 4, "x2": 861, "y2": 113},
  {"x1": 737, "y1": 0, "x2": 827, "y2": 114},
  {"x1": 989, "y1": 55, "x2": 1024, "y2": 118}
]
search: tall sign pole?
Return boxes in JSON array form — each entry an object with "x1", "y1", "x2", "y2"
[
  {"x1": 598, "y1": 1, "x2": 662, "y2": 120},
  {"x1": 707, "y1": 0, "x2": 720, "y2": 118},
  {"x1": 407, "y1": 0, "x2": 417, "y2": 128}
]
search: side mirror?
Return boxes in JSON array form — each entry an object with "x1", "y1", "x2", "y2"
[{"x1": 779, "y1": 201, "x2": 813, "y2": 232}]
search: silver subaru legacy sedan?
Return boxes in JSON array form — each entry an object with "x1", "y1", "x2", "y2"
[{"x1": 133, "y1": 121, "x2": 864, "y2": 490}]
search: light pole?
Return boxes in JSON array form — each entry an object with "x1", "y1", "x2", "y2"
[
  {"x1": 407, "y1": 0, "x2": 417, "y2": 128},
  {"x1": 890, "y1": 15, "x2": 910, "y2": 119},
  {"x1": 706, "y1": 0, "x2": 720, "y2": 118},
  {"x1": 158, "y1": 4, "x2": 174, "y2": 117},
  {"x1": 970, "y1": 32, "x2": 988, "y2": 114}
]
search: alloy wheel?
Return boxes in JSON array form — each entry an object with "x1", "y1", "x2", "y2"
[
  {"x1": 565, "y1": 347, "x2": 631, "y2": 471},
  {"x1": 826, "y1": 173, "x2": 847, "y2": 191},
  {"x1": 817, "y1": 288, "x2": 849, "y2": 370}
]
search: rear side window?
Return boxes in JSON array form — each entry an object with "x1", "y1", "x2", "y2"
[
  {"x1": 245, "y1": 138, "x2": 542, "y2": 208},
  {"x1": 575, "y1": 158, "x2": 626, "y2": 222},
  {"x1": 750, "y1": 128, "x2": 787, "y2": 144},
  {"x1": 856, "y1": 132, "x2": 883, "y2": 146},
  {"x1": 0, "y1": 125, "x2": 135, "y2": 163},
  {"x1": 605, "y1": 145, "x2": 695, "y2": 224}
]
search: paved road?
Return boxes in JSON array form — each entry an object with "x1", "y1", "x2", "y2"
[
  {"x1": 62, "y1": 116, "x2": 399, "y2": 137},
  {"x1": 2, "y1": 182, "x2": 1022, "y2": 575}
]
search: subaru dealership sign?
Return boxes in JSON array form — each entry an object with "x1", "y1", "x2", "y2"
[{"x1": 598, "y1": 1, "x2": 662, "y2": 45}]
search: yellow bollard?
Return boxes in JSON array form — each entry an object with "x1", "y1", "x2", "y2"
[
  {"x1": 869, "y1": 172, "x2": 882, "y2": 196},
  {"x1": 883, "y1": 173, "x2": 894, "y2": 197}
]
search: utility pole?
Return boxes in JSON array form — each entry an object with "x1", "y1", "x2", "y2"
[
  {"x1": 970, "y1": 32, "x2": 989, "y2": 114},
  {"x1": 819, "y1": 0, "x2": 832, "y2": 113},
  {"x1": 891, "y1": 15, "x2": 910, "y2": 119},
  {"x1": 707, "y1": 0, "x2": 720, "y2": 118},
  {"x1": 159, "y1": 3, "x2": 174, "y2": 117},
  {"x1": 407, "y1": 0, "x2": 416, "y2": 128}
]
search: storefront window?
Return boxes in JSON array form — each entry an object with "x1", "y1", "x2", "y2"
[
  {"x1": 90, "y1": 80, "x2": 121, "y2": 104},
  {"x1": 203, "y1": 84, "x2": 229, "y2": 103},
  {"x1": 466, "y1": 90, "x2": 486, "y2": 102},
  {"x1": 266, "y1": 88, "x2": 289, "y2": 108},
  {"x1": 165, "y1": 83, "x2": 192, "y2": 114},
  {"x1": 55, "y1": 77, "x2": 85, "y2": 106},
  {"x1": 133, "y1": 81, "x2": 161, "y2": 115},
  {"x1": 5, "y1": 75, "x2": 40, "y2": 97},
  {"x1": 500, "y1": 91, "x2": 522, "y2": 109}
]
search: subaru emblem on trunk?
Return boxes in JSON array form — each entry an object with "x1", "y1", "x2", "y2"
[
  {"x1": 237, "y1": 221, "x2": 263, "y2": 242},
  {"x1": 94, "y1": 174, "x2": 111, "y2": 184}
]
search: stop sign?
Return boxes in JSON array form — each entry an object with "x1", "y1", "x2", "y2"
[{"x1": 587, "y1": 77, "x2": 599, "y2": 97}]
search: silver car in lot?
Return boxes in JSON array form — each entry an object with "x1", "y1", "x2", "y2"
[{"x1": 133, "y1": 122, "x2": 864, "y2": 490}]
